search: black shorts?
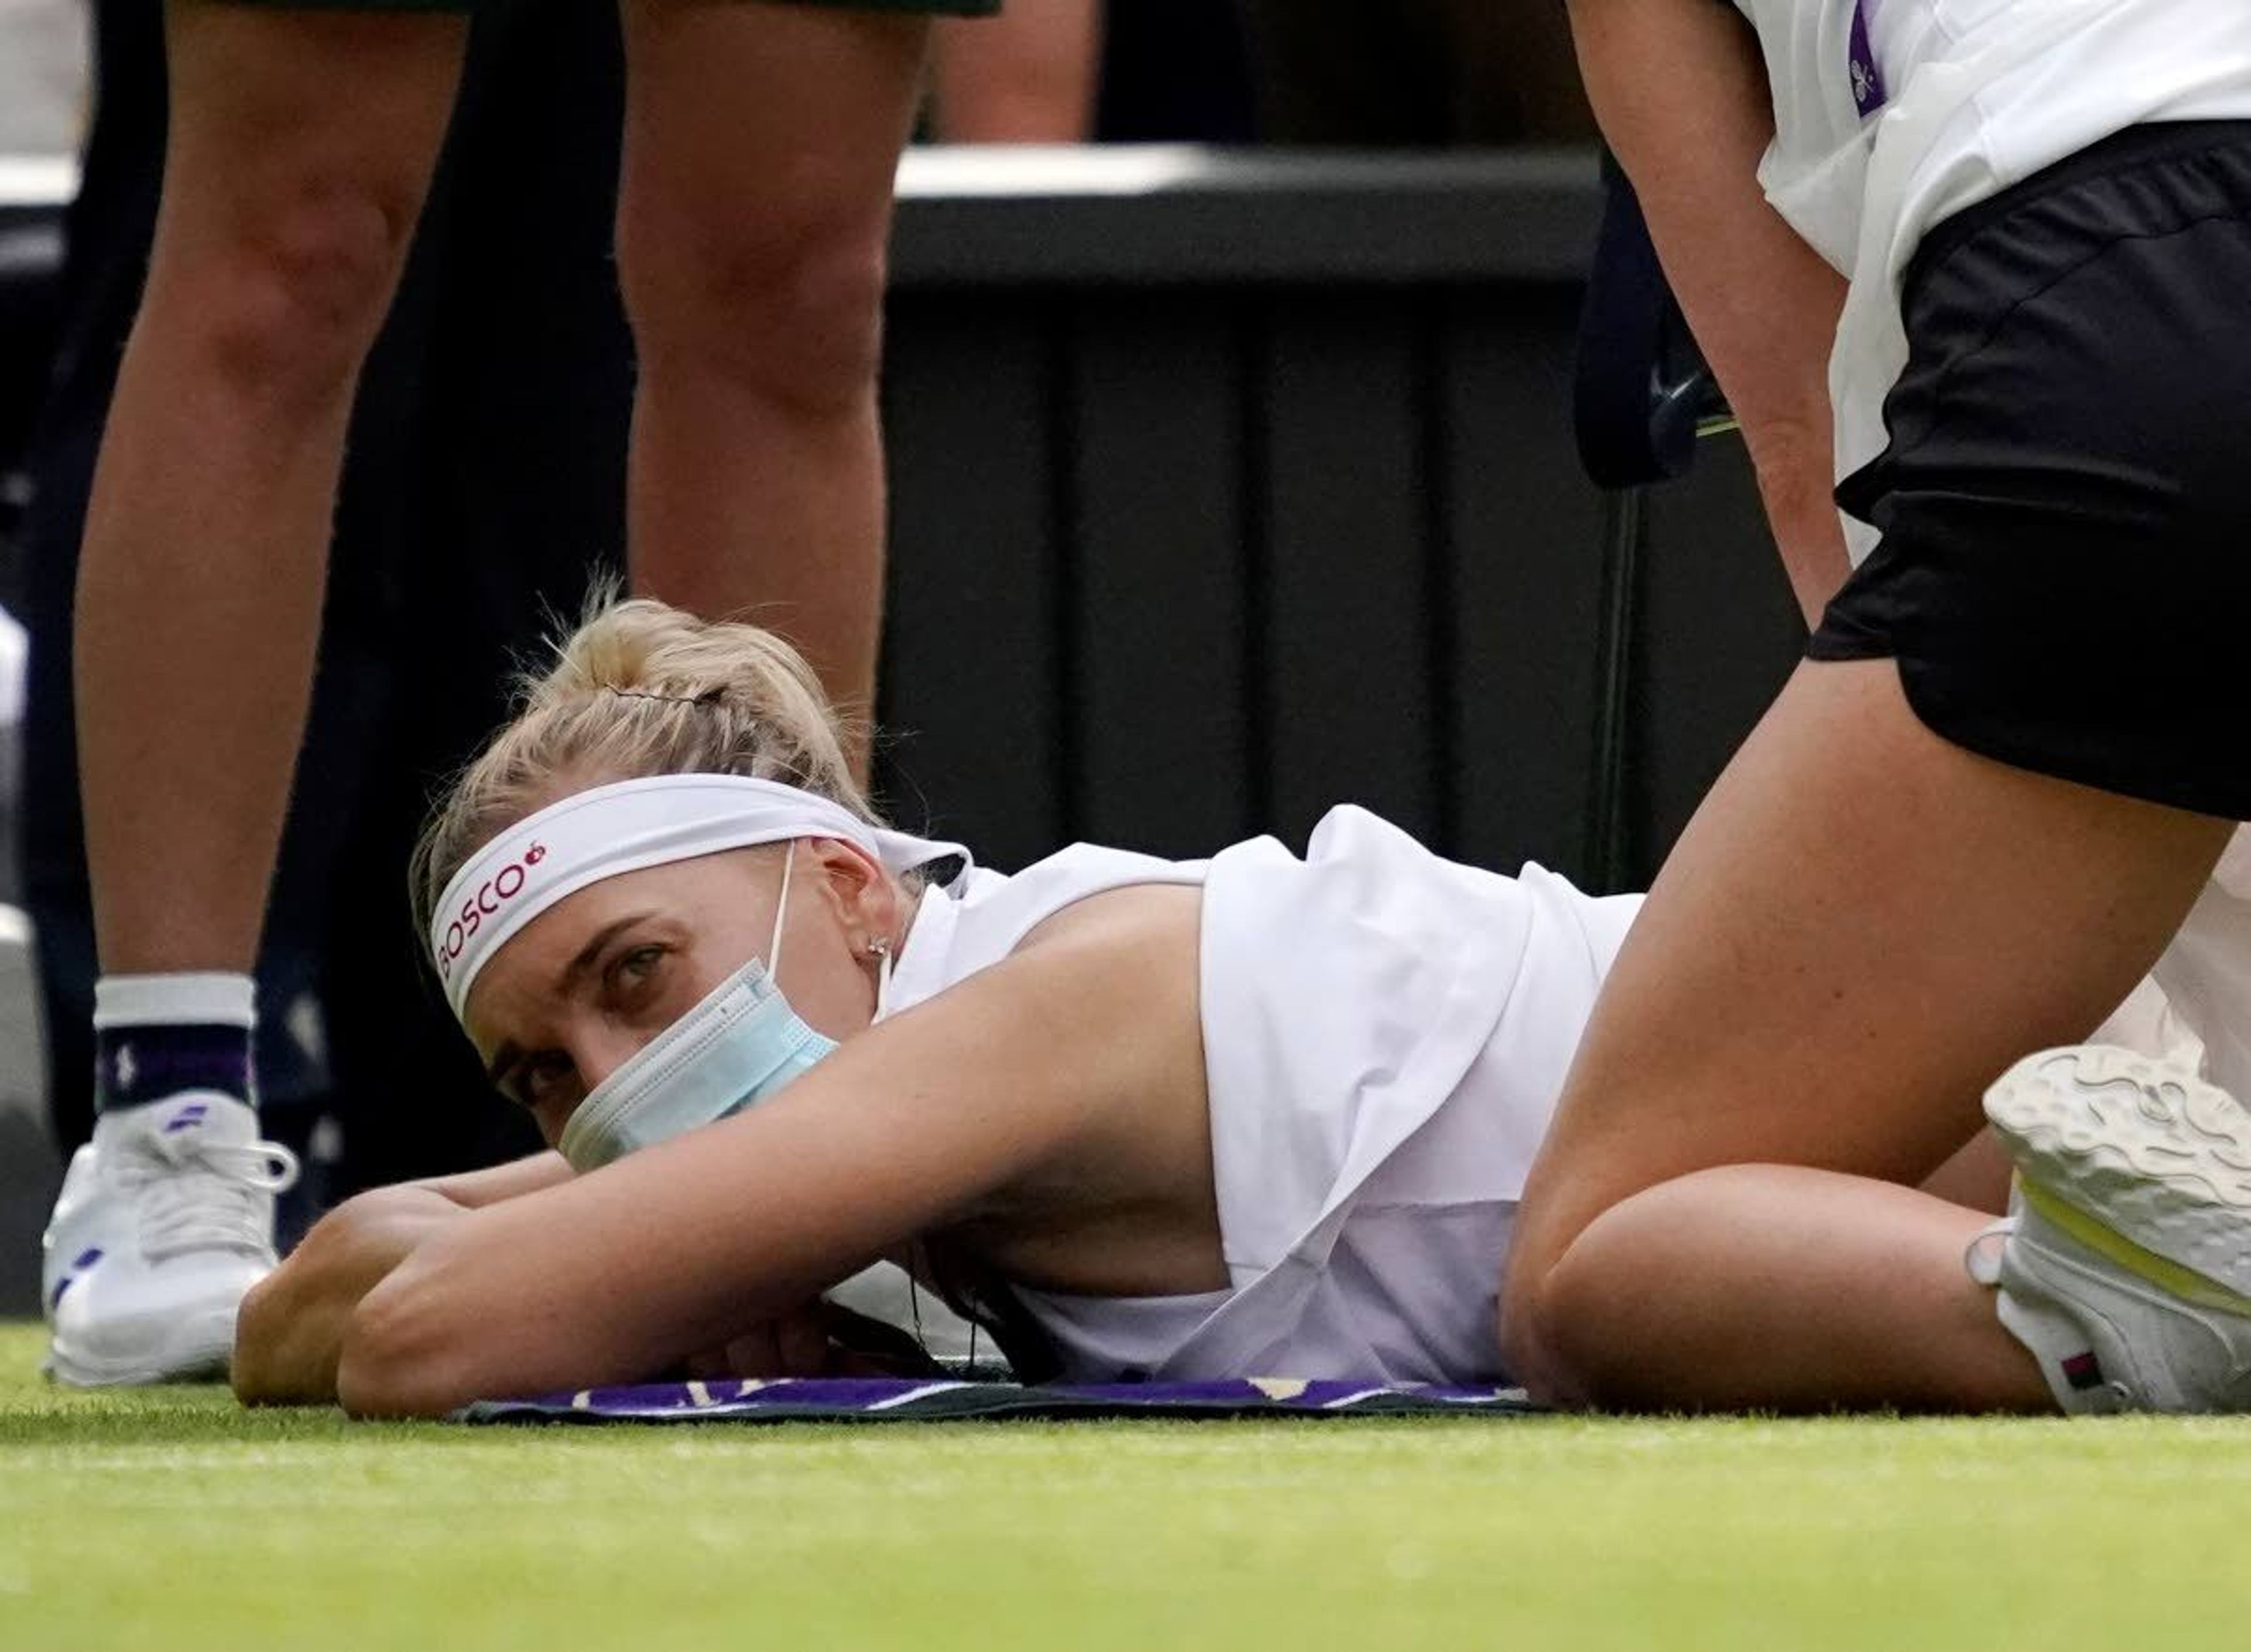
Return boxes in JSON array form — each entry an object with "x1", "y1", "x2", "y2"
[{"x1": 1810, "y1": 120, "x2": 2251, "y2": 822}]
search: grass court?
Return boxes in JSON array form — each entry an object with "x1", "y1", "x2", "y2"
[{"x1": 4, "y1": 1322, "x2": 2249, "y2": 1651}]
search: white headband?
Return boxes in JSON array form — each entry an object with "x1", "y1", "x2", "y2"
[{"x1": 429, "y1": 774, "x2": 969, "y2": 1018}]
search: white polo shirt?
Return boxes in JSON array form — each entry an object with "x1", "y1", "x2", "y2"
[{"x1": 1729, "y1": 0, "x2": 2251, "y2": 561}]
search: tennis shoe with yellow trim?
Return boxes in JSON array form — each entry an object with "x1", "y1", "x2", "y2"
[{"x1": 1971, "y1": 1044, "x2": 2251, "y2": 1415}]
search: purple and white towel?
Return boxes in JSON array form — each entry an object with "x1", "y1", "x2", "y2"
[{"x1": 455, "y1": 1377, "x2": 1538, "y2": 1425}]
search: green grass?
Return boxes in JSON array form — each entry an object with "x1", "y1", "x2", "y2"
[{"x1": 5, "y1": 1320, "x2": 2251, "y2": 1652}]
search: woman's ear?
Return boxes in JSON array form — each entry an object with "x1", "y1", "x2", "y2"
[{"x1": 804, "y1": 837, "x2": 899, "y2": 946}]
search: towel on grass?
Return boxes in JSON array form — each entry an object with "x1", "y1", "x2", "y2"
[{"x1": 456, "y1": 1377, "x2": 1538, "y2": 1425}]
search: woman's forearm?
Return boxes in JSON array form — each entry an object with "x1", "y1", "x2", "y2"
[
  {"x1": 335, "y1": 890, "x2": 1208, "y2": 1418},
  {"x1": 421, "y1": 1150, "x2": 574, "y2": 1207},
  {"x1": 232, "y1": 1187, "x2": 470, "y2": 1406},
  {"x1": 1569, "y1": 0, "x2": 1852, "y2": 622}
]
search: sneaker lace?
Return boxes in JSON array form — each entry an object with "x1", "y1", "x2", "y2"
[{"x1": 104, "y1": 1137, "x2": 302, "y2": 1261}]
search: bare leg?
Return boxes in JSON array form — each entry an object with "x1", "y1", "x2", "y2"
[
  {"x1": 77, "y1": 1, "x2": 465, "y2": 971},
  {"x1": 616, "y1": 0, "x2": 927, "y2": 751},
  {"x1": 931, "y1": 0, "x2": 1103, "y2": 143},
  {"x1": 1501, "y1": 660, "x2": 2232, "y2": 1411},
  {"x1": 1550, "y1": 1167, "x2": 2039, "y2": 1412},
  {"x1": 1920, "y1": 1129, "x2": 2011, "y2": 1215}
]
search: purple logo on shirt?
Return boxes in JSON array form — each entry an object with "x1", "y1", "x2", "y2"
[{"x1": 1849, "y1": 1, "x2": 1889, "y2": 117}]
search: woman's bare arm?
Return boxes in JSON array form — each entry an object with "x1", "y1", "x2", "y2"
[
  {"x1": 1569, "y1": 0, "x2": 1852, "y2": 622},
  {"x1": 232, "y1": 1152, "x2": 573, "y2": 1405},
  {"x1": 336, "y1": 888, "x2": 1206, "y2": 1417},
  {"x1": 419, "y1": 1150, "x2": 576, "y2": 1207}
]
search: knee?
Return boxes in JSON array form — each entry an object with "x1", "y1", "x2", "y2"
[
  {"x1": 159, "y1": 169, "x2": 420, "y2": 403},
  {"x1": 1499, "y1": 1204, "x2": 1626, "y2": 1410},
  {"x1": 1507, "y1": 1195, "x2": 1700, "y2": 1412},
  {"x1": 616, "y1": 172, "x2": 889, "y2": 418},
  {"x1": 1500, "y1": 1251, "x2": 1584, "y2": 1409}
]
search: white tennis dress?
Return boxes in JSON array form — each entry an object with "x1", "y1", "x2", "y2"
[{"x1": 880, "y1": 806, "x2": 1640, "y2": 1384}]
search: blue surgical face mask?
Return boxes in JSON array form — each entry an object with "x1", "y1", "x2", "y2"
[{"x1": 556, "y1": 841, "x2": 874, "y2": 1174}]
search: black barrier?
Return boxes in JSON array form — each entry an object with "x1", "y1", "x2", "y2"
[{"x1": 879, "y1": 148, "x2": 1802, "y2": 891}]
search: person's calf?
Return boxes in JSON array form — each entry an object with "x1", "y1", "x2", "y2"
[
  {"x1": 613, "y1": 193, "x2": 891, "y2": 707},
  {"x1": 1502, "y1": 1165, "x2": 2058, "y2": 1414}
]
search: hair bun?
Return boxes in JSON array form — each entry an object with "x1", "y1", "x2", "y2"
[{"x1": 412, "y1": 591, "x2": 880, "y2": 942}]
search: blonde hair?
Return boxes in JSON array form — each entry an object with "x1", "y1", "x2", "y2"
[{"x1": 411, "y1": 595, "x2": 884, "y2": 940}]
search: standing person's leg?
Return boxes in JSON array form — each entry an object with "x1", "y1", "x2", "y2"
[
  {"x1": 614, "y1": 0, "x2": 932, "y2": 747},
  {"x1": 47, "y1": 0, "x2": 465, "y2": 1386},
  {"x1": 77, "y1": 1, "x2": 463, "y2": 973},
  {"x1": 931, "y1": 0, "x2": 1102, "y2": 143},
  {"x1": 1497, "y1": 658, "x2": 2232, "y2": 1413}
]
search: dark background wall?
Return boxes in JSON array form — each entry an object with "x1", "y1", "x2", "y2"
[{"x1": 876, "y1": 149, "x2": 1802, "y2": 894}]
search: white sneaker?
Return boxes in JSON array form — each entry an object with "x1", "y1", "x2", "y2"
[
  {"x1": 42, "y1": 1092, "x2": 301, "y2": 1387},
  {"x1": 1971, "y1": 1044, "x2": 2251, "y2": 1415}
]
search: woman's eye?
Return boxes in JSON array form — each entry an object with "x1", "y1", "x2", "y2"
[{"x1": 608, "y1": 945, "x2": 667, "y2": 995}]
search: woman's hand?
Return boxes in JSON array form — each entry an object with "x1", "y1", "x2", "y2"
[
  {"x1": 233, "y1": 1151, "x2": 573, "y2": 1407},
  {"x1": 233, "y1": 1185, "x2": 471, "y2": 1406}
]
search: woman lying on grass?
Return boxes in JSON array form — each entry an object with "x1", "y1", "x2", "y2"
[{"x1": 233, "y1": 601, "x2": 2251, "y2": 1419}]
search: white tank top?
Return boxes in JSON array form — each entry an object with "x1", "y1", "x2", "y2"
[
  {"x1": 883, "y1": 806, "x2": 1640, "y2": 1384},
  {"x1": 1729, "y1": 0, "x2": 2251, "y2": 562}
]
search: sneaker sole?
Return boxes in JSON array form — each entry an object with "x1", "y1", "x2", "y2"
[
  {"x1": 1985, "y1": 1044, "x2": 2251, "y2": 1299},
  {"x1": 45, "y1": 1309, "x2": 239, "y2": 1388}
]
